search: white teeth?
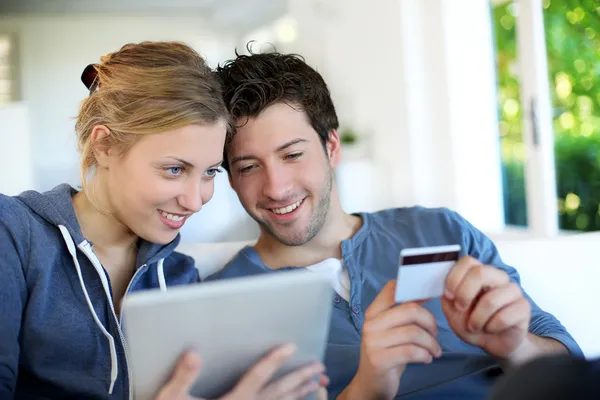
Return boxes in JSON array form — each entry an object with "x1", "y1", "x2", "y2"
[
  {"x1": 272, "y1": 200, "x2": 302, "y2": 215},
  {"x1": 160, "y1": 211, "x2": 184, "y2": 222}
]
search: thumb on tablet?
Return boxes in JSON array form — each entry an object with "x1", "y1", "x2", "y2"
[{"x1": 154, "y1": 351, "x2": 202, "y2": 400}]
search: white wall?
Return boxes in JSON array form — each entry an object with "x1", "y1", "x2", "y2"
[
  {"x1": 283, "y1": 0, "x2": 506, "y2": 233},
  {"x1": 0, "y1": 14, "x2": 237, "y2": 191},
  {"x1": 0, "y1": 102, "x2": 34, "y2": 195},
  {"x1": 440, "y1": 0, "x2": 505, "y2": 231}
]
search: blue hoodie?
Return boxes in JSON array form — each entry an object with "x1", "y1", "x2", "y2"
[{"x1": 0, "y1": 184, "x2": 200, "y2": 399}]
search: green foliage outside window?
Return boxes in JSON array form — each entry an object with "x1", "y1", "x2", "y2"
[{"x1": 493, "y1": 0, "x2": 600, "y2": 231}]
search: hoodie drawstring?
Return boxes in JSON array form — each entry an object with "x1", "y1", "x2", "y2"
[
  {"x1": 58, "y1": 225, "x2": 119, "y2": 394},
  {"x1": 157, "y1": 258, "x2": 167, "y2": 292},
  {"x1": 58, "y1": 225, "x2": 168, "y2": 396}
]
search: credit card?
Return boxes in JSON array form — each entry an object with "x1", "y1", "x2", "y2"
[{"x1": 394, "y1": 244, "x2": 461, "y2": 303}]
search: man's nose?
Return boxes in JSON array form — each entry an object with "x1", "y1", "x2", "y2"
[{"x1": 261, "y1": 165, "x2": 293, "y2": 200}]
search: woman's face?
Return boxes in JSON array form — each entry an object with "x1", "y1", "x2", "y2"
[{"x1": 101, "y1": 121, "x2": 227, "y2": 244}]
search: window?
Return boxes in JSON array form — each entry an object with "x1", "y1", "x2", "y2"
[
  {"x1": 493, "y1": 1, "x2": 528, "y2": 228},
  {"x1": 0, "y1": 34, "x2": 18, "y2": 105},
  {"x1": 492, "y1": 0, "x2": 600, "y2": 235}
]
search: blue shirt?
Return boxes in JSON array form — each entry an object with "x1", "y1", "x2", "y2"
[{"x1": 206, "y1": 207, "x2": 583, "y2": 399}]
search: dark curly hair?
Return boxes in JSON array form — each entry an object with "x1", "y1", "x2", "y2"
[{"x1": 215, "y1": 45, "x2": 339, "y2": 172}]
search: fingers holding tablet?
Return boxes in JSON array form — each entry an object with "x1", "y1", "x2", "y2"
[
  {"x1": 225, "y1": 344, "x2": 326, "y2": 400},
  {"x1": 154, "y1": 346, "x2": 327, "y2": 400},
  {"x1": 155, "y1": 351, "x2": 202, "y2": 399}
]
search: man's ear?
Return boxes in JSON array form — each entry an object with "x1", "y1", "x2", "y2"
[
  {"x1": 326, "y1": 129, "x2": 342, "y2": 168},
  {"x1": 89, "y1": 125, "x2": 113, "y2": 169}
]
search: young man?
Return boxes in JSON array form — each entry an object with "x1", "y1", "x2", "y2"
[{"x1": 208, "y1": 51, "x2": 582, "y2": 399}]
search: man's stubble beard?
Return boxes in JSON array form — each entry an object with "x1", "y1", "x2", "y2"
[{"x1": 253, "y1": 167, "x2": 333, "y2": 247}]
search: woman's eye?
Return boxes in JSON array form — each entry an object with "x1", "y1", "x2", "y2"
[
  {"x1": 205, "y1": 167, "x2": 223, "y2": 177},
  {"x1": 166, "y1": 166, "x2": 184, "y2": 176}
]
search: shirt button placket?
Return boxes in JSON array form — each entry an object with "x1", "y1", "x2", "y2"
[{"x1": 350, "y1": 304, "x2": 363, "y2": 326}]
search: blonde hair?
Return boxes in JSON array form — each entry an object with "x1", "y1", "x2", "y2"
[{"x1": 75, "y1": 41, "x2": 229, "y2": 190}]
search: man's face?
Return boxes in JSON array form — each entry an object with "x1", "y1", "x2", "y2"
[{"x1": 227, "y1": 103, "x2": 340, "y2": 246}]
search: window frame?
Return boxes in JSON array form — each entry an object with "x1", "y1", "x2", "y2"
[{"x1": 512, "y1": 0, "x2": 560, "y2": 236}]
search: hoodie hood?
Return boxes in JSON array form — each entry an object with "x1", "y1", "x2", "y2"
[{"x1": 16, "y1": 183, "x2": 181, "y2": 267}]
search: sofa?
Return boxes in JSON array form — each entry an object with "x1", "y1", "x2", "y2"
[{"x1": 176, "y1": 232, "x2": 600, "y2": 359}]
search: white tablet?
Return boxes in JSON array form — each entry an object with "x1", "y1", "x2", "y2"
[{"x1": 122, "y1": 270, "x2": 333, "y2": 400}]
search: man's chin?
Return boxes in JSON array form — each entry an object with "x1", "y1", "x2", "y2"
[
  {"x1": 276, "y1": 236, "x2": 309, "y2": 247},
  {"x1": 262, "y1": 224, "x2": 310, "y2": 247}
]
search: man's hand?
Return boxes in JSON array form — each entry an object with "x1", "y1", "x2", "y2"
[
  {"x1": 155, "y1": 344, "x2": 327, "y2": 400},
  {"x1": 442, "y1": 256, "x2": 531, "y2": 360},
  {"x1": 339, "y1": 281, "x2": 442, "y2": 400}
]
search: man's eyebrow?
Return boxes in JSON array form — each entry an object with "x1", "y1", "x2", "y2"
[
  {"x1": 230, "y1": 138, "x2": 308, "y2": 166},
  {"x1": 276, "y1": 138, "x2": 308, "y2": 152},
  {"x1": 229, "y1": 155, "x2": 256, "y2": 166}
]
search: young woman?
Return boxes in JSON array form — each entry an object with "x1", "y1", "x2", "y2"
[{"x1": 0, "y1": 41, "x2": 326, "y2": 399}]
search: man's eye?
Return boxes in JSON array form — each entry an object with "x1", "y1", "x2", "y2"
[
  {"x1": 286, "y1": 152, "x2": 303, "y2": 160},
  {"x1": 240, "y1": 165, "x2": 256, "y2": 174}
]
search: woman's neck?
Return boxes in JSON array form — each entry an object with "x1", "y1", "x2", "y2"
[
  {"x1": 72, "y1": 188, "x2": 139, "y2": 311},
  {"x1": 72, "y1": 189, "x2": 138, "y2": 251}
]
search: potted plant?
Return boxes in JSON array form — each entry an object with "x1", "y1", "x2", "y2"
[{"x1": 338, "y1": 126, "x2": 369, "y2": 160}]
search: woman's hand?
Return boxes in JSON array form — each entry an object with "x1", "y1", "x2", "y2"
[{"x1": 155, "y1": 344, "x2": 328, "y2": 400}]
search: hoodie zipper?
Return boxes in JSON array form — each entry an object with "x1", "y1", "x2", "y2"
[
  {"x1": 119, "y1": 263, "x2": 148, "y2": 326},
  {"x1": 118, "y1": 263, "x2": 149, "y2": 396},
  {"x1": 80, "y1": 241, "x2": 149, "y2": 400}
]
